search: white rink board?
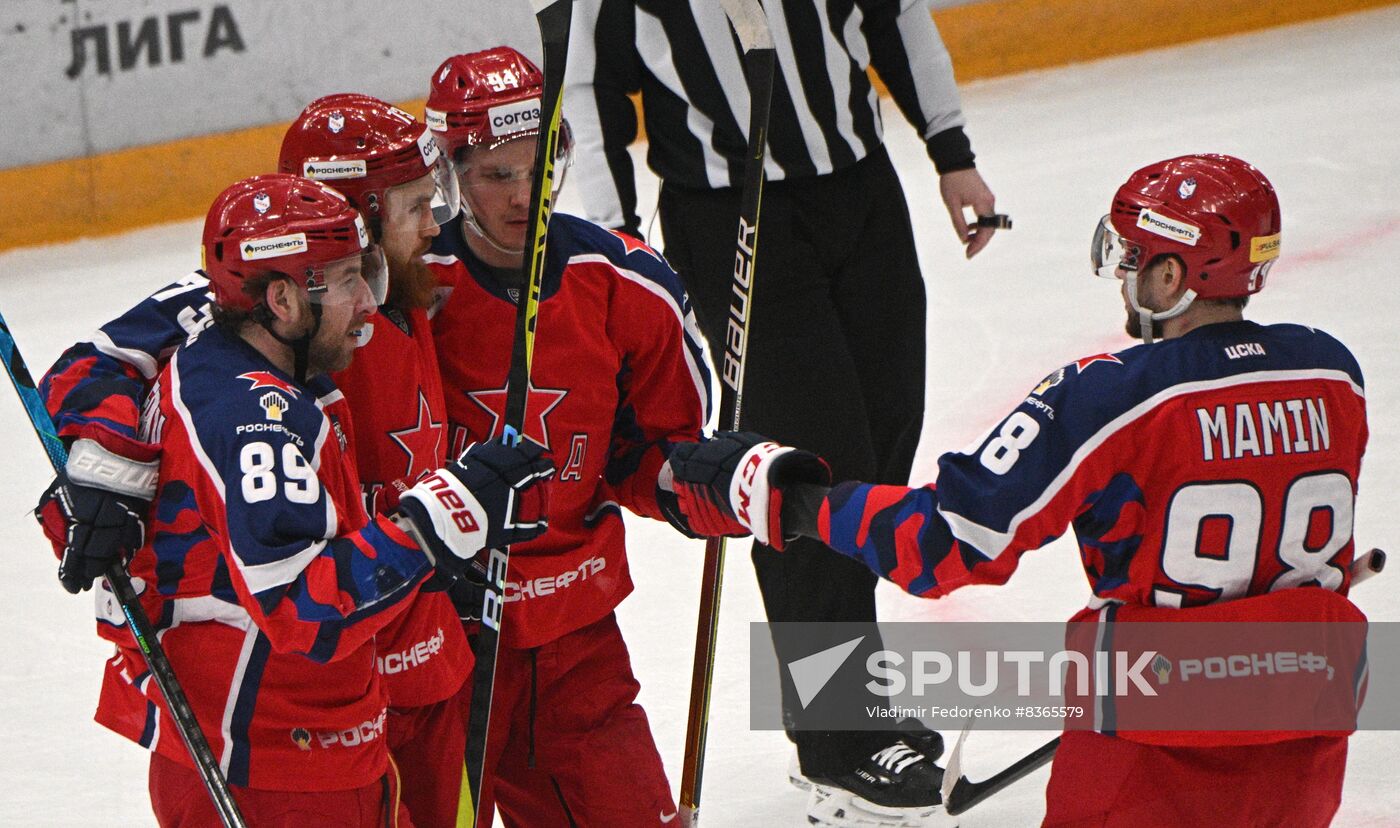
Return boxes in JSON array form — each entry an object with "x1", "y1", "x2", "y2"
[
  {"x1": 0, "y1": 0, "x2": 542, "y2": 169},
  {"x1": 1, "y1": 6, "x2": 1399, "y2": 825},
  {"x1": 0, "y1": 0, "x2": 992, "y2": 170}
]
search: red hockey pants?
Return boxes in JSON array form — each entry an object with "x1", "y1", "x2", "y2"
[
  {"x1": 387, "y1": 676, "x2": 471, "y2": 828},
  {"x1": 472, "y1": 612, "x2": 676, "y2": 827},
  {"x1": 149, "y1": 750, "x2": 414, "y2": 827},
  {"x1": 1042, "y1": 730, "x2": 1346, "y2": 827}
]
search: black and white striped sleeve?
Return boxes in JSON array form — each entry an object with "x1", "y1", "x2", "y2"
[
  {"x1": 857, "y1": 0, "x2": 976, "y2": 173},
  {"x1": 564, "y1": 0, "x2": 645, "y2": 235}
]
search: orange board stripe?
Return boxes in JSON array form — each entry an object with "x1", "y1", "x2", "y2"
[{"x1": 4, "y1": 0, "x2": 1397, "y2": 252}]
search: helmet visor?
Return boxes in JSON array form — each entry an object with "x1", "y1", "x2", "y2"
[
  {"x1": 1091, "y1": 214, "x2": 1145, "y2": 279},
  {"x1": 458, "y1": 155, "x2": 532, "y2": 191},
  {"x1": 428, "y1": 150, "x2": 461, "y2": 227},
  {"x1": 383, "y1": 156, "x2": 461, "y2": 236},
  {"x1": 305, "y1": 246, "x2": 388, "y2": 307},
  {"x1": 456, "y1": 122, "x2": 574, "y2": 193}
]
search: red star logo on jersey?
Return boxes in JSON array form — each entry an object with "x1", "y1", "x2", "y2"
[
  {"x1": 237, "y1": 371, "x2": 300, "y2": 398},
  {"x1": 389, "y1": 391, "x2": 445, "y2": 478},
  {"x1": 466, "y1": 381, "x2": 568, "y2": 448},
  {"x1": 606, "y1": 229, "x2": 664, "y2": 263},
  {"x1": 1073, "y1": 353, "x2": 1123, "y2": 373}
]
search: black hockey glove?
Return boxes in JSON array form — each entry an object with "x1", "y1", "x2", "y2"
[
  {"x1": 667, "y1": 431, "x2": 830, "y2": 551},
  {"x1": 35, "y1": 437, "x2": 159, "y2": 594},
  {"x1": 397, "y1": 439, "x2": 554, "y2": 583},
  {"x1": 657, "y1": 441, "x2": 749, "y2": 539},
  {"x1": 447, "y1": 576, "x2": 487, "y2": 625}
]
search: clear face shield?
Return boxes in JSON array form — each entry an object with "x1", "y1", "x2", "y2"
[
  {"x1": 427, "y1": 151, "x2": 461, "y2": 227},
  {"x1": 303, "y1": 245, "x2": 389, "y2": 308},
  {"x1": 380, "y1": 164, "x2": 458, "y2": 264},
  {"x1": 1090, "y1": 214, "x2": 1197, "y2": 344},
  {"x1": 418, "y1": 128, "x2": 461, "y2": 227},
  {"x1": 456, "y1": 121, "x2": 574, "y2": 201},
  {"x1": 456, "y1": 125, "x2": 571, "y2": 193},
  {"x1": 1090, "y1": 214, "x2": 1145, "y2": 280},
  {"x1": 455, "y1": 123, "x2": 574, "y2": 256}
]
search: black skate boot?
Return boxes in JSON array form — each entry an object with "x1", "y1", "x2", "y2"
[{"x1": 804, "y1": 722, "x2": 953, "y2": 827}]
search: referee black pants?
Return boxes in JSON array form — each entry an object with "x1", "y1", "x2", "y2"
[{"x1": 659, "y1": 146, "x2": 926, "y2": 777}]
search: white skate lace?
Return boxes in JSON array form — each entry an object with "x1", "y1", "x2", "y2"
[{"x1": 870, "y1": 742, "x2": 924, "y2": 776}]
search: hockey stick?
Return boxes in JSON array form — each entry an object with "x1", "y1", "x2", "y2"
[
  {"x1": 941, "y1": 547, "x2": 1389, "y2": 816},
  {"x1": 0, "y1": 310, "x2": 247, "y2": 827},
  {"x1": 679, "y1": 1, "x2": 775, "y2": 823},
  {"x1": 1354, "y1": 547, "x2": 1389, "y2": 586},
  {"x1": 462, "y1": 1, "x2": 574, "y2": 823}
]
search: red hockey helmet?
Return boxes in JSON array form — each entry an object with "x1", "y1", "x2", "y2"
[
  {"x1": 202, "y1": 173, "x2": 387, "y2": 311},
  {"x1": 278, "y1": 94, "x2": 459, "y2": 228},
  {"x1": 424, "y1": 48, "x2": 573, "y2": 256},
  {"x1": 425, "y1": 47, "x2": 573, "y2": 162},
  {"x1": 1092, "y1": 154, "x2": 1281, "y2": 299}
]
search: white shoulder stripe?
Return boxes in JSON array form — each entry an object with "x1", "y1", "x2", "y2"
[
  {"x1": 90, "y1": 329, "x2": 160, "y2": 380},
  {"x1": 315, "y1": 387, "x2": 345, "y2": 414},
  {"x1": 170, "y1": 349, "x2": 225, "y2": 501},
  {"x1": 937, "y1": 368, "x2": 1365, "y2": 562},
  {"x1": 311, "y1": 394, "x2": 337, "y2": 533},
  {"x1": 237, "y1": 540, "x2": 328, "y2": 595}
]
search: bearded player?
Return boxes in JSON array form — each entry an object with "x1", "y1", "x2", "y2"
[
  {"x1": 37, "y1": 96, "x2": 493, "y2": 826},
  {"x1": 49, "y1": 172, "x2": 550, "y2": 824}
]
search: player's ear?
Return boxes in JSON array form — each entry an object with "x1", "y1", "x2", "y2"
[
  {"x1": 1160, "y1": 255, "x2": 1189, "y2": 301},
  {"x1": 262, "y1": 277, "x2": 304, "y2": 326}
]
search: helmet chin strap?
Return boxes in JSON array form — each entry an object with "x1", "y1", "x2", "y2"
[
  {"x1": 1123, "y1": 271, "x2": 1197, "y2": 345},
  {"x1": 257, "y1": 303, "x2": 323, "y2": 384}
]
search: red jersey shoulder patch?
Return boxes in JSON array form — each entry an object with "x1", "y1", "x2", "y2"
[
  {"x1": 606, "y1": 229, "x2": 664, "y2": 263},
  {"x1": 1073, "y1": 353, "x2": 1124, "y2": 374},
  {"x1": 237, "y1": 370, "x2": 301, "y2": 398}
]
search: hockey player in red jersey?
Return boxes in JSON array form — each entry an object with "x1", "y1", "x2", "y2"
[
  {"x1": 86, "y1": 174, "x2": 551, "y2": 825},
  {"x1": 37, "y1": 96, "x2": 498, "y2": 826},
  {"x1": 669, "y1": 155, "x2": 1367, "y2": 827},
  {"x1": 422, "y1": 47, "x2": 715, "y2": 826},
  {"x1": 280, "y1": 94, "x2": 479, "y2": 828}
]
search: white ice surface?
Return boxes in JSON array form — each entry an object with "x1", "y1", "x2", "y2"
[{"x1": 2, "y1": 7, "x2": 1399, "y2": 825}]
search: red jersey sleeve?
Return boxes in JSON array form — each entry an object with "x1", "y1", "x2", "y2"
[{"x1": 600, "y1": 242, "x2": 712, "y2": 520}]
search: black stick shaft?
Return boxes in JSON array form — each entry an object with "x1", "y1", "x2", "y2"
[
  {"x1": 463, "y1": 2, "x2": 573, "y2": 824},
  {"x1": 945, "y1": 737, "x2": 1058, "y2": 815},
  {"x1": 679, "y1": 30, "x2": 776, "y2": 822}
]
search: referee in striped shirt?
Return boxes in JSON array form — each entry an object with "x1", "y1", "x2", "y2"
[{"x1": 565, "y1": 1, "x2": 999, "y2": 820}]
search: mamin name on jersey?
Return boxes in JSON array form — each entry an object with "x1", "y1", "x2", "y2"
[{"x1": 1196, "y1": 397, "x2": 1329, "y2": 461}]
